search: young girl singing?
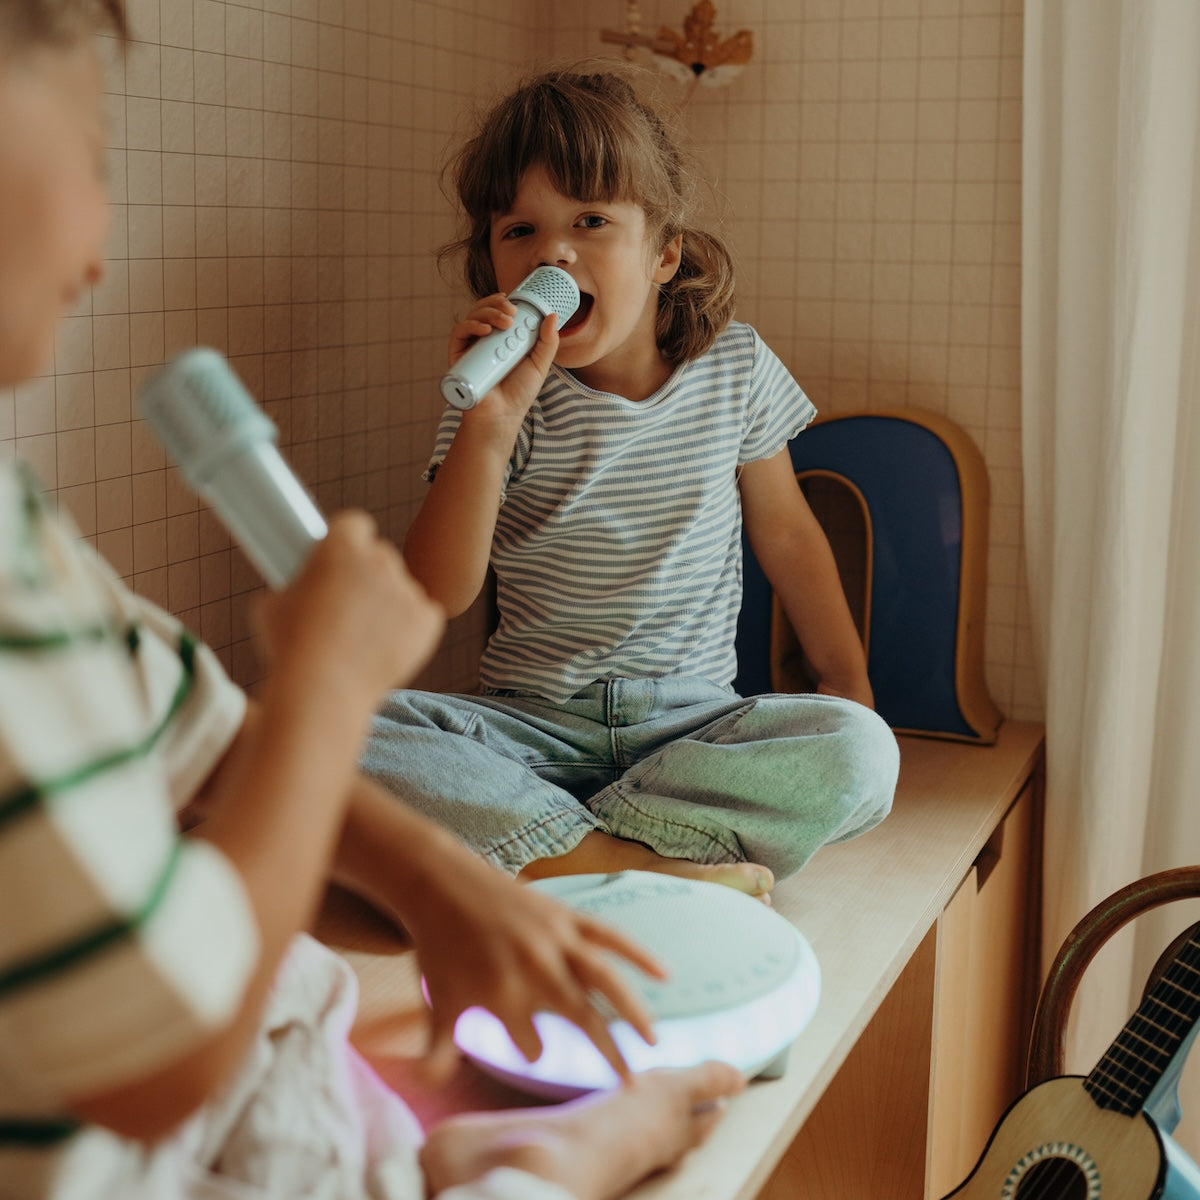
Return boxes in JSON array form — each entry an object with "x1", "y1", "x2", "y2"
[{"x1": 365, "y1": 69, "x2": 899, "y2": 896}]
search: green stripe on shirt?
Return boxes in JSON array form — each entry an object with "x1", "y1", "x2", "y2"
[
  {"x1": 12, "y1": 461, "x2": 49, "y2": 587},
  {"x1": 0, "y1": 837, "x2": 184, "y2": 1000},
  {"x1": 0, "y1": 629, "x2": 198, "y2": 831},
  {"x1": 0, "y1": 1116, "x2": 81, "y2": 1146},
  {"x1": 0, "y1": 618, "x2": 136, "y2": 653}
]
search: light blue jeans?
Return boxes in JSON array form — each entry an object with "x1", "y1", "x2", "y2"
[{"x1": 361, "y1": 676, "x2": 899, "y2": 880}]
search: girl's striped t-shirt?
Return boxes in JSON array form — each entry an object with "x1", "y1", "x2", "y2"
[{"x1": 427, "y1": 322, "x2": 815, "y2": 704}]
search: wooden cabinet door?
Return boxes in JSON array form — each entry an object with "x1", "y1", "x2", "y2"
[
  {"x1": 758, "y1": 779, "x2": 1040, "y2": 1200},
  {"x1": 758, "y1": 928, "x2": 937, "y2": 1200},
  {"x1": 925, "y1": 781, "x2": 1040, "y2": 1198}
]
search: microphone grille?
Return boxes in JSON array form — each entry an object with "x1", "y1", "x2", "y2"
[
  {"x1": 140, "y1": 348, "x2": 276, "y2": 486},
  {"x1": 508, "y1": 266, "x2": 580, "y2": 325}
]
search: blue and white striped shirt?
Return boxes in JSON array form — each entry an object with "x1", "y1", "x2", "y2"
[{"x1": 428, "y1": 322, "x2": 815, "y2": 704}]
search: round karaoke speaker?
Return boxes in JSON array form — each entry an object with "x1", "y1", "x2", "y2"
[{"x1": 451, "y1": 871, "x2": 820, "y2": 1099}]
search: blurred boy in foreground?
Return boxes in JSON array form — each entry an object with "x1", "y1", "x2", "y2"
[{"x1": 0, "y1": 4, "x2": 742, "y2": 1197}]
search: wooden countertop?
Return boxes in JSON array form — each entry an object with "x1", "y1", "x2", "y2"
[{"x1": 315, "y1": 719, "x2": 1045, "y2": 1199}]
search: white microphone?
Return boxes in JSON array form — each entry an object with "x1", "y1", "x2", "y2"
[
  {"x1": 139, "y1": 348, "x2": 328, "y2": 589},
  {"x1": 440, "y1": 266, "x2": 580, "y2": 410}
]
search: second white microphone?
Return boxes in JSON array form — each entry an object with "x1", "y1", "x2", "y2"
[
  {"x1": 139, "y1": 348, "x2": 327, "y2": 590},
  {"x1": 440, "y1": 266, "x2": 580, "y2": 410}
]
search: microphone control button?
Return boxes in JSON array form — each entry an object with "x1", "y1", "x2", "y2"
[
  {"x1": 522, "y1": 315, "x2": 539, "y2": 331},
  {"x1": 504, "y1": 334, "x2": 519, "y2": 351},
  {"x1": 496, "y1": 345, "x2": 510, "y2": 361}
]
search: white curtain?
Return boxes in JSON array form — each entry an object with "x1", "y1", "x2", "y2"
[{"x1": 1023, "y1": 0, "x2": 1200, "y2": 1152}]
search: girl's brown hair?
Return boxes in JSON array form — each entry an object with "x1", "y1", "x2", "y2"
[
  {"x1": 0, "y1": 0, "x2": 128, "y2": 55},
  {"x1": 441, "y1": 68, "x2": 736, "y2": 365}
]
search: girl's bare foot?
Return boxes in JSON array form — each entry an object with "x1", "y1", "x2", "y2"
[
  {"x1": 518, "y1": 831, "x2": 774, "y2": 900},
  {"x1": 419, "y1": 1062, "x2": 745, "y2": 1199}
]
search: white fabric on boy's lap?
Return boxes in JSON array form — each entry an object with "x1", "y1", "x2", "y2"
[
  {"x1": 20, "y1": 935, "x2": 572, "y2": 1200},
  {"x1": 175, "y1": 935, "x2": 571, "y2": 1200}
]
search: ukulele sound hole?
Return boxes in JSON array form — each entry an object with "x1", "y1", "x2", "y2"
[{"x1": 1012, "y1": 1157, "x2": 1090, "y2": 1199}]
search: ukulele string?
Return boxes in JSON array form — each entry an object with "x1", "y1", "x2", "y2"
[
  {"x1": 1086, "y1": 933, "x2": 1200, "y2": 1113},
  {"x1": 1020, "y1": 1150, "x2": 1084, "y2": 1200}
]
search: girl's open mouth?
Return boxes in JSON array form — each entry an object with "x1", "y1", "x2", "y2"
[{"x1": 560, "y1": 292, "x2": 593, "y2": 335}]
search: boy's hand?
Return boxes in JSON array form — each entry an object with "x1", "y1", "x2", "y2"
[
  {"x1": 448, "y1": 293, "x2": 559, "y2": 422},
  {"x1": 254, "y1": 511, "x2": 444, "y2": 700},
  {"x1": 403, "y1": 849, "x2": 665, "y2": 1086}
]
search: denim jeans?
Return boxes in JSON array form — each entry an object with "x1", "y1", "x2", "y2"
[{"x1": 360, "y1": 675, "x2": 899, "y2": 880}]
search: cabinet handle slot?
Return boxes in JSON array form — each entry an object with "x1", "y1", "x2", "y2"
[{"x1": 975, "y1": 824, "x2": 1004, "y2": 891}]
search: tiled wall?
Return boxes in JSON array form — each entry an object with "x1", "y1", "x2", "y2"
[
  {"x1": 565, "y1": 0, "x2": 1037, "y2": 722},
  {"x1": 1, "y1": 0, "x2": 553, "y2": 691},
  {"x1": 4, "y1": 0, "x2": 1038, "y2": 723}
]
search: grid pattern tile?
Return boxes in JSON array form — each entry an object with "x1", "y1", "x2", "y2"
[{"x1": 4, "y1": 0, "x2": 1037, "y2": 721}]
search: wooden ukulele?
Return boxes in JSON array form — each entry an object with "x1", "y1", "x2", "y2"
[{"x1": 941, "y1": 925, "x2": 1200, "y2": 1198}]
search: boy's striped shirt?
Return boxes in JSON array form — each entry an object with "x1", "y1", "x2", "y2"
[{"x1": 0, "y1": 462, "x2": 255, "y2": 1154}]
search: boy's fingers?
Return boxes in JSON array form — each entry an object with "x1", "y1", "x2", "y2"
[
  {"x1": 573, "y1": 959, "x2": 658, "y2": 1048},
  {"x1": 505, "y1": 1014, "x2": 545, "y2": 1064},
  {"x1": 570, "y1": 1004, "x2": 633, "y2": 1084},
  {"x1": 419, "y1": 1024, "x2": 462, "y2": 1086},
  {"x1": 322, "y1": 508, "x2": 377, "y2": 548},
  {"x1": 577, "y1": 915, "x2": 669, "y2": 980}
]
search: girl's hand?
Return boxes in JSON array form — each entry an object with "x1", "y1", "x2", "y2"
[
  {"x1": 254, "y1": 511, "x2": 444, "y2": 703},
  {"x1": 447, "y1": 293, "x2": 518, "y2": 367},
  {"x1": 448, "y1": 293, "x2": 560, "y2": 422},
  {"x1": 402, "y1": 849, "x2": 666, "y2": 1085}
]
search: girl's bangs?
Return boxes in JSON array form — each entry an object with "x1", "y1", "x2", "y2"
[{"x1": 471, "y1": 89, "x2": 647, "y2": 218}]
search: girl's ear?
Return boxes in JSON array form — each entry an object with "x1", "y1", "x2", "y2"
[{"x1": 653, "y1": 233, "x2": 684, "y2": 284}]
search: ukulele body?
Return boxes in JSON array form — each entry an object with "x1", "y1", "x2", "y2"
[
  {"x1": 944, "y1": 919, "x2": 1200, "y2": 1199},
  {"x1": 944, "y1": 1075, "x2": 1184, "y2": 1199}
]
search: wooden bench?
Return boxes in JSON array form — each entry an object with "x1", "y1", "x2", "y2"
[{"x1": 316, "y1": 719, "x2": 1045, "y2": 1200}]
